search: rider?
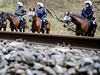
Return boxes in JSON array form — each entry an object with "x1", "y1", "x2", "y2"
[
  {"x1": 14, "y1": 2, "x2": 26, "y2": 28},
  {"x1": 81, "y1": 0, "x2": 97, "y2": 28},
  {"x1": 36, "y1": 2, "x2": 47, "y2": 29}
]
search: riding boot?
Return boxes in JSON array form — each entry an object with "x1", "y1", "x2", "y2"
[
  {"x1": 44, "y1": 22, "x2": 46, "y2": 28},
  {"x1": 20, "y1": 20, "x2": 24, "y2": 28},
  {"x1": 43, "y1": 22, "x2": 46, "y2": 30},
  {"x1": 93, "y1": 21, "x2": 97, "y2": 28},
  {"x1": 43, "y1": 20, "x2": 48, "y2": 30}
]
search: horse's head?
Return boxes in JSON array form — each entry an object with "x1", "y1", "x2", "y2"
[
  {"x1": 0, "y1": 11, "x2": 7, "y2": 28},
  {"x1": 62, "y1": 12, "x2": 72, "y2": 28},
  {"x1": 0, "y1": 12, "x2": 6, "y2": 24},
  {"x1": 28, "y1": 8, "x2": 36, "y2": 22}
]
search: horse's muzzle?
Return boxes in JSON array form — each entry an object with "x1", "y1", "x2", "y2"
[{"x1": 62, "y1": 23, "x2": 67, "y2": 28}]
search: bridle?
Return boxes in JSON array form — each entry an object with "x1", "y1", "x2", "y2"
[
  {"x1": 64, "y1": 15, "x2": 71, "y2": 25},
  {"x1": 29, "y1": 11, "x2": 36, "y2": 22}
]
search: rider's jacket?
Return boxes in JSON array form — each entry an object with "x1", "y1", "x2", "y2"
[
  {"x1": 14, "y1": 6, "x2": 26, "y2": 16},
  {"x1": 36, "y1": 7, "x2": 47, "y2": 19},
  {"x1": 81, "y1": 6, "x2": 94, "y2": 20}
]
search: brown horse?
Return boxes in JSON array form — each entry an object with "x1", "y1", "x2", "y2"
[
  {"x1": 0, "y1": 12, "x2": 7, "y2": 31},
  {"x1": 28, "y1": 8, "x2": 50, "y2": 34},
  {"x1": 1, "y1": 11, "x2": 27, "y2": 32},
  {"x1": 62, "y1": 12, "x2": 96, "y2": 37}
]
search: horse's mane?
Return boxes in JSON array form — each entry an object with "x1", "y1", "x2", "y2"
[
  {"x1": 70, "y1": 14, "x2": 85, "y2": 19},
  {"x1": 4, "y1": 12, "x2": 17, "y2": 17}
]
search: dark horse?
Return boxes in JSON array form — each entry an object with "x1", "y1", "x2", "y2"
[
  {"x1": 0, "y1": 12, "x2": 7, "y2": 31},
  {"x1": 28, "y1": 8, "x2": 51, "y2": 34},
  {"x1": 0, "y1": 11, "x2": 27, "y2": 32},
  {"x1": 62, "y1": 12, "x2": 97, "y2": 37}
]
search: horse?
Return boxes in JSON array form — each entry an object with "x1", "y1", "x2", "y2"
[
  {"x1": 0, "y1": 12, "x2": 7, "y2": 31},
  {"x1": 28, "y1": 8, "x2": 51, "y2": 34},
  {"x1": 0, "y1": 11, "x2": 27, "y2": 32},
  {"x1": 62, "y1": 12, "x2": 96, "y2": 37}
]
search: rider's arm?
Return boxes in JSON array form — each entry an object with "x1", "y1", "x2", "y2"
[
  {"x1": 88, "y1": 8, "x2": 94, "y2": 18},
  {"x1": 21, "y1": 7, "x2": 26, "y2": 15},
  {"x1": 82, "y1": 8, "x2": 88, "y2": 18},
  {"x1": 42, "y1": 8, "x2": 47, "y2": 18},
  {"x1": 14, "y1": 9, "x2": 18, "y2": 15}
]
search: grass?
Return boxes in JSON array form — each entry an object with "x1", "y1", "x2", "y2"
[{"x1": 0, "y1": 0, "x2": 100, "y2": 37}]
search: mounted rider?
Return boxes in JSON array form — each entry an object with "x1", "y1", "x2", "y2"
[
  {"x1": 14, "y1": 2, "x2": 26, "y2": 28},
  {"x1": 81, "y1": 0, "x2": 97, "y2": 28},
  {"x1": 36, "y1": 2, "x2": 48, "y2": 29}
]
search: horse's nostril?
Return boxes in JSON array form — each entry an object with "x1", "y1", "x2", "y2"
[{"x1": 29, "y1": 20, "x2": 31, "y2": 22}]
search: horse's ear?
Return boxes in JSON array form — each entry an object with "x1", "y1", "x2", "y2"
[
  {"x1": 33, "y1": 8, "x2": 35, "y2": 11},
  {"x1": 64, "y1": 12, "x2": 66, "y2": 16},
  {"x1": 1, "y1": 11, "x2": 4, "y2": 14},
  {"x1": 67, "y1": 11, "x2": 70, "y2": 16},
  {"x1": 29, "y1": 8, "x2": 31, "y2": 11}
]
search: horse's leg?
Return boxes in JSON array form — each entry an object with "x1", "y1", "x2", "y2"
[
  {"x1": 10, "y1": 27, "x2": 13, "y2": 31},
  {"x1": 3, "y1": 22, "x2": 7, "y2": 31},
  {"x1": 76, "y1": 34, "x2": 80, "y2": 36},
  {"x1": 15, "y1": 29, "x2": 18, "y2": 32},
  {"x1": 82, "y1": 32, "x2": 86, "y2": 36},
  {"x1": 37, "y1": 29, "x2": 40, "y2": 33},
  {"x1": 23, "y1": 27, "x2": 25, "y2": 32},
  {"x1": 10, "y1": 22, "x2": 15, "y2": 32},
  {"x1": 88, "y1": 30, "x2": 95, "y2": 37},
  {"x1": 3, "y1": 27, "x2": 6, "y2": 31},
  {"x1": 46, "y1": 29, "x2": 50, "y2": 34},
  {"x1": 42, "y1": 30, "x2": 45, "y2": 33},
  {"x1": 37, "y1": 25, "x2": 41, "y2": 33},
  {"x1": 32, "y1": 30, "x2": 36, "y2": 33},
  {"x1": 85, "y1": 32, "x2": 88, "y2": 36},
  {"x1": 45, "y1": 23, "x2": 50, "y2": 34},
  {"x1": 3, "y1": 25, "x2": 7, "y2": 31},
  {"x1": 76, "y1": 32, "x2": 80, "y2": 36},
  {"x1": 75, "y1": 30, "x2": 80, "y2": 36},
  {"x1": 0, "y1": 28, "x2": 2, "y2": 31},
  {"x1": 19, "y1": 28, "x2": 22, "y2": 32}
]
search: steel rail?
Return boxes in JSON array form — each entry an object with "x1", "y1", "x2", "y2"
[{"x1": 0, "y1": 31, "x2": 100, "y2": 50}]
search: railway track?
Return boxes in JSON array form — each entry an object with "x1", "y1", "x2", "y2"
[{"x1": 0, "y1": 31, "x2": 100, "y2": 50}]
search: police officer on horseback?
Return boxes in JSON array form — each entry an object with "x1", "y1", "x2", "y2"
[
  {"x1": 14, "y1": 2, "x2": 26, "y2": 28},
  {"x1": 81, "y1": 0, "x2": 97, "y2": 28},
  {"x1": 36, "y1": 2, "x2": 47, "y2": 30}
]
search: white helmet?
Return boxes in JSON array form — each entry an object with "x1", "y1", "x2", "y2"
[
  {"x1": 37, "y1": 2, "x2": 44, "y2": 7},
  {"x1": 84, "y1": 0, "x2": 92, "y2": 6},
  {"x1": 18, "y1": 2, "x2": 23, "y2": 6}
]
